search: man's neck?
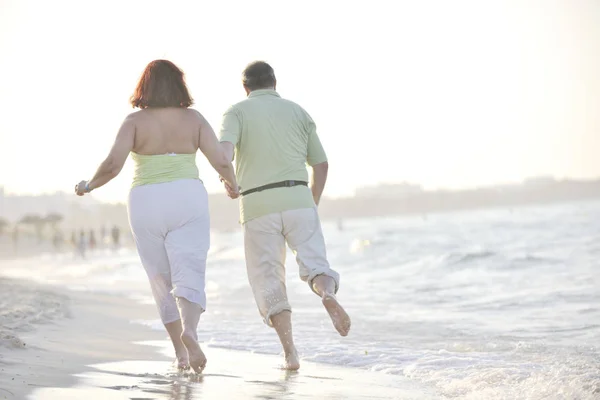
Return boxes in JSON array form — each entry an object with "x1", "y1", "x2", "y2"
[
  {"x1": 251, "y1": 87, "x2": 275, "y2": 92},
  {"x1": 247, "y1": 87, "x2": 276, "y2": 97}
]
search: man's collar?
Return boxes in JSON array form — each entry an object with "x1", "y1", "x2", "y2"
[{"x1": 248, "y1": 88, "x2": 280, "y2": 98}]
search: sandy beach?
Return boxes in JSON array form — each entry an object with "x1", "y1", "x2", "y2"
[
  {"x1": 0, "y1": 276, "x2": 428, "y2": 400},
  {"x1": 0, "y1": 278, "x2": 167, "y2": 399}
]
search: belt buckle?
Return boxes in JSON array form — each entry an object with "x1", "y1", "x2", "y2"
[{"x1": 287, "y1": 180, "x2": 295, "y2": 187}]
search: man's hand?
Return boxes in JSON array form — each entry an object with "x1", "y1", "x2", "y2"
[
  {"x1": 220, "y1": 176, "x2": 240, "y2": 199},
  {"x1": 224, "y1": 182, "x2": 240, "y2": 199}
]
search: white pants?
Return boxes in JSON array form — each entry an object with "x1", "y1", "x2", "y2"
[
  {"x1": 243, "y1": 207, "x2": 340, "y2": 326},
  {"x1": 128, "y1": 179, "x2": 209, "y2": 324}
]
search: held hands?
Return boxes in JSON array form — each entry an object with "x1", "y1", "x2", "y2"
[
  {"x1": 219, "y1": 176, "x2": 240, "y2": 199},
  {"x1": 74, "y1": 180, "x2": 89, "y2": 196}
]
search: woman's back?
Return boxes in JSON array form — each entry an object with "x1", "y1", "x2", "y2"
[
  {"x1": 132, "y1": 108, "x2": 200, "y2": 155},
  {"x1": 129, "y1": 108, "x2": 205, "y2": 188}
]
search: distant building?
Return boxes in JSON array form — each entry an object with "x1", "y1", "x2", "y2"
[
  {"x1": 3, "y1": 192, "x2": 68, "y2": 223},
  {"x1": 524, "y1": 176, "x2": 556, "y2": 186},
  {"x1": 1, "y1": 190, "x2": 99, "y2": 223},
  {"x1": 355, "y1": 182, "x2": 423, "y2": 199},
  {"x1": 0, "y1": 186, "x2": 5, "y2": 219}
]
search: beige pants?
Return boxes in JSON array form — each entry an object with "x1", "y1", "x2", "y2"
[{"x1": 243, "y1": 207, "x2": 340, "y2": 326}]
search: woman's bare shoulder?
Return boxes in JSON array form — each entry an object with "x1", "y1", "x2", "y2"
[
  {"x1": 185, "y1": 108, "x2": 210, "y2": 126},
  {"x1": 185, "y1": 107, "x2": 205, "y2": 119},
  {"x1": 124, "y1": 108, "x2": 205, "y2": 126},
  {"x1": 123, "y1": 109, "x2": 145, "y2": 122}
]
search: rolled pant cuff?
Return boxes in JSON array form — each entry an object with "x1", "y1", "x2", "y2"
[
  {"x1": 306, "y1": 270, "x2": 340, "y2": 296},
  {"x1": 172, "y1": 286, "x2": 206, "y2": 312},
  {"x1": 264, "y1": 301, "x2": 292, "y2": 327},
  {"x1": 161, "y1": 313, "x2": 182, "y2": 325}
]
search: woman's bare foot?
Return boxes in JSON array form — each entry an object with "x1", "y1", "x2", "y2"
[
  {"x1": 282, "y1": 350, "x2": 300, "y2": 371},
  {"x1": 322, "y1": 294, "x2": 351, "y2": 336},
  {"x1": 181, "y1": 331, "x2": 207, "y2": 374},
  {"x1": 174, "y1": 354, "x2": 190, "y2": 371}
]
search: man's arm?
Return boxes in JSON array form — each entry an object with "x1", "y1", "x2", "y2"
[
  {"x1": 219, "y1": 141, "x2": 239, "y2": 198},
  {"x1": 218, "y1": 107, "x2": 240, "y2": 163},
  {"x1": 311, "y1": 161, "x2": 328, "y2": 206},
  {"x1": 305, "y1": 112, "x2": 328, "y2": 206},
  {"x1": 218, "y1": 107, "x2": 241, "y2": 197}
]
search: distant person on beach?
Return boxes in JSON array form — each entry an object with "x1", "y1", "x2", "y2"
[
  {"x1": 78, "y1": 230, "x2": 87, "y2": 258},
  {"x1": 218, "y1": 61, "x2": 351, "y2": 370},
  {"x1": 74, "y1": 59, "x2": 238, "y2": 374},
  {"x1": 11, "y1": 226, "x2": 19, "y2": 254},
  {"x1": 52, "y1": 230, "x2": 63, "y2": 251},
  {"x1": 111, "y1": 225, "x2": 121, "y2": 250},
  {"x1": 100, "y1": 225, "x2": 107, "y2": 247},
  {"x1": 89, "y1": 230, "x2": 97, "y2": 251}
]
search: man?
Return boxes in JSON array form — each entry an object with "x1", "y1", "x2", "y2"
[{"x1": 218, "y1": 61, "x2": 351, "y2": 370}]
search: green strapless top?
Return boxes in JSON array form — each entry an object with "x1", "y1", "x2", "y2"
[{"x1": 131, "y1": 152, "x2": 199, "y2": 188}]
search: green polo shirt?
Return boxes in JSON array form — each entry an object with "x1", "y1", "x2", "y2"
[{"x1": 219, "y1": 89, "x2": 327, "y2": 224}]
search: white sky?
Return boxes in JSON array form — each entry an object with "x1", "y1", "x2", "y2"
[{"x1": 0, "y1": 0, "x2": 598, "y2": 203}]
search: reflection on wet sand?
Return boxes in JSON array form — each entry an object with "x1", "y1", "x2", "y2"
[{"x1": 31, "y1": 348, "x2": 429, "y2": 400}]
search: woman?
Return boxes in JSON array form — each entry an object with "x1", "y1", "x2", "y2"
[{"x1": 75, "y1": 60, "x2": 238, "y2": 373}]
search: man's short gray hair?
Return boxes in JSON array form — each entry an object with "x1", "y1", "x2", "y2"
[{"x1": 242, "y1": 61, "x2": 276, "y2": 91}]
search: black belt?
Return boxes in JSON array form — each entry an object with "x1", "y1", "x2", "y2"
[{"x1": 240, "y1": 180, "x2": 308, "y2": 197}]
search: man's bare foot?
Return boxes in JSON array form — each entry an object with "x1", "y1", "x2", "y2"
[
  {"x1": 322, "y1": 294, "x2": 351, "y2": 336},
  {"x1": 181, "y1": 332, "x2": 207, "y2": 374},
  {"x1": 282, "y1": 350, "x2": 300, "y2": 371}
]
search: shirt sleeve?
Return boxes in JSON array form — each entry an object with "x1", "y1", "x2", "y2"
[
  {"x1": 218, "y1": 107, "x2": 241, "y2": 146},
  {"x1": 306, "y1": 113, "x2": 327, "y2": 166}
]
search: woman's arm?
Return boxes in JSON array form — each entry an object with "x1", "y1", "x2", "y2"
[
  {"x1": 197, "y1": 113, "x2": 238, "y2": 194},
  {"x1": 76, "y1": 115, "x2": 135, "y2": 195}
]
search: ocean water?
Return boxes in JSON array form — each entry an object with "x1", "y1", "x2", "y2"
[{"x1": 2, "y1": 201, "x2": 599, "y2": 399}]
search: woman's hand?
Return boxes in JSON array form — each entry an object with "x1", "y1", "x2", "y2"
[{"x1": 75, "y1": 180, "x2": 88, "y2": 196}]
